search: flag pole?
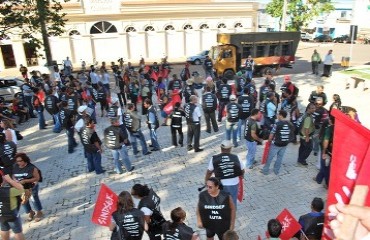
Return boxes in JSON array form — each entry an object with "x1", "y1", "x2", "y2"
[{"x1": 300, "y1": 229, "x2": 309, "y2": 240}]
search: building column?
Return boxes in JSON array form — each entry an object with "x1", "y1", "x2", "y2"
[{"x1": 12, "y1": 40, "x2": 27, "y2": 67}]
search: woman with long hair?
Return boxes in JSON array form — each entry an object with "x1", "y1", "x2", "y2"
[
  {"x1": 12, "y1": 152, "x2": 43, "y2": 222},
  {"x1": 163, "y1": 207, "x2": 199, "y2": 240},
  {"x1": 1, "y1": 119, "x2": 17, "y2": 144},
  {"x1": 109, "y1": 191, "x2": 147, "y2": 240},
  {"x1": 131, "y1": 184, "x2": 166, "y2": 240}
]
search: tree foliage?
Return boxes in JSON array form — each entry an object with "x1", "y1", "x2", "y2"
[
  {"x1": 0, "y1": 0, "x2": 68, "y2": 63},
  {"x1": 266, "y1": 0, "x2": 335, "y2": 31}
]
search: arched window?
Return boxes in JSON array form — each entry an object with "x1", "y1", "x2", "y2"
[
  {"x1": 217, "y1": 23, "x2": 227, "y2": 29},
  {"x1": 183, "y1": 24, "x2": 193, "y2": 30},
  {"x1": 200, "y1": 24, "x2": 209, "y2": 29},
  {"x1": 90, "y1": 21, "x2": 117, "y2": 34},
  {"x1": 125, "y1": 27, "x2": 137, "y2": 32},
  {"x1": 145, "y1": 26, "x2": 155, "y2": 32},
  {"x1": 234, "y1": 23, "x2": 243, "y2": 28},
  {"x1": 164, "y1": 25, "x2": 175, "y2": 31},
  {"x1": 69, "y1": 30, "x2": 81, "y2": 36}
]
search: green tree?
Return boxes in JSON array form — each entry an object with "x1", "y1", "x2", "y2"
[
  {"x1": 266, "y1": 0, "x2": 335, "y2": 31},
  {"x1": 0, "y1": 0, "x2": 68, "y2": 66}
]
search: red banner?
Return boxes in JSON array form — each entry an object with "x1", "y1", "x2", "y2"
[
  {"x1": 261, "y1": 141, "x2": 271, "y2": 164},
  {"x1": 322, "y1": 109, "x2": 370, "y2": 239},
  {"x1": 237, "y1": 176, "x2": 243, "y2": 203},
  {"x1": 91, "y1": 184, "x2": 118, "y2": 226},
  {"x1": 276, "y1": 208, "x2": 301, "y2": 240}
]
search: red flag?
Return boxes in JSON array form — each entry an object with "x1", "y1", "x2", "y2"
[
  {"x1": 276, "y1": 208, "x2": 301, "y2": 240},
  {"x1": 150, "y1": 71, "x2": 159, "y2": 81},
  {"x1": 237, "y1": 176, "x2": 243, "y2": 203},
  {"x1": 261, "y1": 141, "x2": 271, "y2": 164},
  {"x1": 322, "y1": 109, "x2": 370, "y2": 239},
  {"x1": 91, "y1": 184, "x2": 118, "y2": 226}
]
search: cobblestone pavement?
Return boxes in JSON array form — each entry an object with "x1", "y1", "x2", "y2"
[{"x1": 14, "y1": 69, "x2": 369, "y2": 240}]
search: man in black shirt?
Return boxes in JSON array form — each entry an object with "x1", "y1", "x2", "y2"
[
  {"x1": 202, "y1": 86, "x2": 218, "y2": 133},
  {"x1": 217, "y1": 78, "x2": 232, "y2": 122}
]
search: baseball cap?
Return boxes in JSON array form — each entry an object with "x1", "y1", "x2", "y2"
[
  {"x1": 78, "y1": 105, "x2": 88, "y2": 114},
  {"x1": 221, "y1": 140, "x2": 233, "y2": 149},
  {"x1": 229, "y1": 95, "x2": 237, "y2": 101}
]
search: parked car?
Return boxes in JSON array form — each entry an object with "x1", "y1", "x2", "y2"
[
  {"x1": 0, "y1": 77, "x2": 24, "y2": 102},
  {"x1": 301, "y1": 32, "x2": 313, "y2": 42},
  {"x1": 333, "y1": 35, "x2": 355, "y2": 44},
  {"x1": 313, "y1": 35, "x2": 333, "y2": 42},
  {"x1": 186, "y1": 50, "x2": 209, "y2": 65}
]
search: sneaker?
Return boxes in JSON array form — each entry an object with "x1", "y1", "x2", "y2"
[
  {"x1": 151, "y1": 148, "x2": 160, "y2": 151},
  {"x1": 194, "y1": 148, "x2": 204, "y2": 152},
  {"x1": 27, "y1": 210, "x2": 35, "y2": 222},
  {"x1": 187, "y1": 146, "x2": 194, "y2": 151},
  {"x1": 144, "y1": 152, "x2": 152, "y2": 155},
  {"x1": 34, "y1": 211, "x2": 43, "y2": 222}
]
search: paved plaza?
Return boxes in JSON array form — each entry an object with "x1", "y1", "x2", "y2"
[{"x1": 9, "y1": 66, "x2": 368, "y2": 240}]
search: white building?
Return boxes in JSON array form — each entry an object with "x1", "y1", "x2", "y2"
[{"x1": 0, "y1": 0, "x2": 258, "y2": 69}]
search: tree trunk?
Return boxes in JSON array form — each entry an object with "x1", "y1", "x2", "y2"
[{"x1": 36, "y1": 0, "x2": 53, "y2": 67}]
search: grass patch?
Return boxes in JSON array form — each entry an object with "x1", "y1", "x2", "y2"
[{"x1": 341, "y1": 68, "x2": 370, "y2": 80}]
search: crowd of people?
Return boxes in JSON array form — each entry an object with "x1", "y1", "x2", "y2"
[{"x1": 0, "y1": 55, "x2": 365, "y2": 240}]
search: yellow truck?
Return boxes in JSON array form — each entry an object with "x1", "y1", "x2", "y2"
[{"x1": 209, "y1": 31, "x2": 300, "y2": 79}]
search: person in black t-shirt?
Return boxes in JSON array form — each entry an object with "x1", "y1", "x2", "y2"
[{"x1": 162, "y1": 207, "x2": 199, "y2": 240}]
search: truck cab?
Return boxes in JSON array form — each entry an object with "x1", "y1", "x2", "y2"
[{"x1": 209, "y1": 45, "x2": 237, "y2": 80}]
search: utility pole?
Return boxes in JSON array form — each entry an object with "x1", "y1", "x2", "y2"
[
  {"x1": 36, "y1": 0, "x2": 53, "y2": 66},
  {"x1": 281, "y1": 0, "x2": 288, "y2": 31}
]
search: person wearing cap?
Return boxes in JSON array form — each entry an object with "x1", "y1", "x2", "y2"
[
  {"x1": 184, "y1": 78, "x2": 196, "y2": 103},
  {"x1": 74, "y1": 105, "x2": 89, "y2": 133},
  {"x1": 79, "y1": 116, "x2": 105, "y2": 174},
  {"x1": 204, "y1": 140, "x2": 245, "y2": 207},
  {"x1": 104, "y1": 117, "x2": 134, "y2": 174},
  {"x1": 244, "y1": 55, "x2": 254, "y2": 80},
  {"x1": 185, "y1": 95, "x2": 202, "y2": 152},
  {"x1": 260, "y1": 110, "x2": 294, "y2": 175},
  {"x1": 217, "y1": 78, "x2": 232, "y2": 122},
  {"x1": 279, "y1": 75, "x2": 295, "y2": 98},
  {"x1": 225, "y1": 95, "x2": 242, "y2": 147}
]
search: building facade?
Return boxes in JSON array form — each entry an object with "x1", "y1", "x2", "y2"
[{"x1": 0, "y1": 0, "x2": 258, "y2": 70}]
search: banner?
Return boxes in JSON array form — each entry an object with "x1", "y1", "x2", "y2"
[
  {"x1": 237, "y1": 176, "x2": 243, "y2": 203},
  {"x1": 261, "y1": 141, "x2": 271, "y2": 164},
  {"x1": 276, "y1": 208, "x2": 301, "y2": 240},
  {"x1": 322, "y1": 109, "x2": 370, "y2": 239},
  {"x1": 91, "y1": 184, "x2": 118, "y2": 226}
]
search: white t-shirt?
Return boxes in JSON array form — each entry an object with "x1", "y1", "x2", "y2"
[
  {"x1": 192, "y1": 105, "x2": 202, "y2": 122},
  {"x1": 207, "y1": 155, "x2": 245, "y2": 185},
  {"x1": 140, "y1": 207, "x2": 153, "y2": 216},
  {"x1": 3, "y1": 129, "x2": 17, "y2": 145}
]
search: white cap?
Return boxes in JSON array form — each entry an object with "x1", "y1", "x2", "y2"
[
  {"x1": 229, "y1": 95, "x2": 237, "y2": 101},
  {"x1": 77, "y1": 105, "x2": 87, "y2": 114},
  {"x1": 221, "y1": 140, "x2": 233, "y2": 149}
]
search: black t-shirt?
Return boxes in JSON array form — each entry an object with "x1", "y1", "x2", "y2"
[{"x1": 162, "y1": 222, "x2": 194, "y2": 240}]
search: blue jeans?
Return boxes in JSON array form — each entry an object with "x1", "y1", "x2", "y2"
[
  {"x1": 246, "y1": 140, "x2": 257, "y2": 168},
  {"x1": 226, "y1": 121, "x2": 238, "y2": 147},
  {"x1": 237, "y1": 119, "x2": 246, "y2": 141},
  {"x1": 111, "y1": 145, "x2": 132, "y2": 173},
  {"x1": 66, "y1": 127, "x2": 77, "y2": 153},
  {"x1": 37, "y1": 109, "x2": 46, "y2": 129},
  {"x1": 23, "y1": 184, "x2": 42, "y2": 213},
  {"x1": 53, "y1": 113, "x2": 61, "y2": 133},
  {"x1": 130, "y1": 131, "x2": 149, "y2": 155},
  {"x1": 0, "y1": 209, "x2": 23, "y2": 233},
  {"x1": 149, "y1": 128, "x2": 160, "y2": 150},
  {"x1": 85, "y1": 151, "x2": 103, "y2": 174},
  {"x1": 261, "y1": 144, "x2": 287, "y2": 175},
  {"x1": 223, "y1": 184, "x2": 238, "y2": 208},
  {"x1": 245, "y1": 70, "x2": 253, "y2": 80}
]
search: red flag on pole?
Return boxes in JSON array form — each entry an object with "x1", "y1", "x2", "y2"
[
  {"x1": 276, "y1": 208, "x2": 301, "y2": 240},
  {"x1": 91, "y1": 184, "x2": 118, "y2": 226},
  {"x1": 261, "y1": 141, "x2": 271, "y2": 164},
  {"x1": 321, "y1": 109, "x2": 370, "y2": 239},
  {"x1": 237, "y1": 176, "x2": 243, "y2": 203}
]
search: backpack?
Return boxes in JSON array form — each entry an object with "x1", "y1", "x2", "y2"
[{"x1": 292, "y1": 84, "x2": 299, "y2": 97}]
